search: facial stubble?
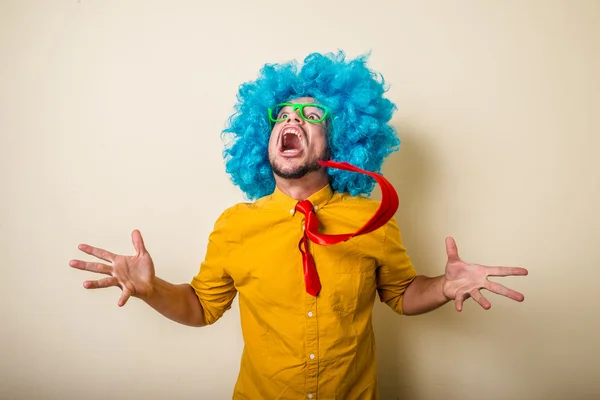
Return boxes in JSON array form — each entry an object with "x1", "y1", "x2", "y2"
[{"x1": 269, "y1": 148, "x2": 330, "y2": 180}]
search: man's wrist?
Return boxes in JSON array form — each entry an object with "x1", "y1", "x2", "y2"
[
  {"x1": 138, "y1": 276, "x2": 159, "y2": 303},
  {"x1": 439, "y1": 275, "x2": 452, "y2": 301}
]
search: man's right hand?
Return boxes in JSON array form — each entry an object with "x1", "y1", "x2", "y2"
[{"x1": 69, "y1": 229, "x2": 155, "y2": 307}]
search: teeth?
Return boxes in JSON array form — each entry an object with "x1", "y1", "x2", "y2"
[{"x1": 282, "y1": 129, "x2": 303, "y2": 145}]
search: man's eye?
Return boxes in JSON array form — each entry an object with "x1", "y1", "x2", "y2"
[
  {"x1": 278, "y1": 112, "x2": 288, "y2": 120},
  {"x1": 307, "y1": 114, "x2": 319, "y2": 120}
]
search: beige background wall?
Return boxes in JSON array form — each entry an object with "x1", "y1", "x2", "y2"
[{"x1": 1, "y1": 1, "x2": 599, "y2": 399}]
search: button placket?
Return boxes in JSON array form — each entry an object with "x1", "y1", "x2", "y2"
[{"x1": 305, "y1": 293, "x2": 319, "y2": 397}]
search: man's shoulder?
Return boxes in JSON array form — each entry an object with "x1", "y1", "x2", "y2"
[
  {"x1": 218, "y1": 201, "x2": 256, "y2": 220},
  {"x1": 332, "y1": 192, "x2": 381, "y2": 211},
  {"x1": 215, "y1": 195, "x2": 271, "y2": 223}
]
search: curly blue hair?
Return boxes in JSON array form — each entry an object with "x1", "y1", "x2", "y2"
[{"x1": 222, "y1": 51, "x2": 400, "y2": 200}]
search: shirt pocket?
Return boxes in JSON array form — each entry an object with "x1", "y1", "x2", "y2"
[{"x1": 317, "y1": 237, "x2": 377, "y2": 315}]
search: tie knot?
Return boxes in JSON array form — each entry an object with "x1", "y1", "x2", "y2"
[{"x1": 295, "y1": 200, "x2": 314, "y2": 215}]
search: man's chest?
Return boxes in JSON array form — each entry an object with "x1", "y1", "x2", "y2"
[{"x1": 225, "y1": 214, "x2": 380, "y2": 312}]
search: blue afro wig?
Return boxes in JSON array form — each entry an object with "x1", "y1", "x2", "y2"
[{"x1": 222, "y1": 50, "x2": 400, "y2": 200}]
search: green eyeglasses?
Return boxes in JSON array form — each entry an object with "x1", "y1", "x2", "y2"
[{"x1": 268, "y1": 102, "x2": 330, "y2": 124}]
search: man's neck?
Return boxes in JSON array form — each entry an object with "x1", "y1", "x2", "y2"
[{"x1": 274, "y1": 171, "x2": 329, "y2": 201}]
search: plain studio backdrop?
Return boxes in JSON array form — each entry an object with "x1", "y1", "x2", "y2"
[{"x1": 1, "y1": 1, "x2": 599, "y2": 399}]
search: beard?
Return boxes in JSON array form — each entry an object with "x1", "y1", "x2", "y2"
[
  {"x1": 269, "y1": 148, "x2": 330, "y2": 180},
  {"x1": 271, "y1": 158, "x2": 322, "y2": 179}
]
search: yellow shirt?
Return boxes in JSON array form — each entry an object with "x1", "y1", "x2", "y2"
[{"x1": 190, "y1": 184, "x2": 417, "y2": 399}]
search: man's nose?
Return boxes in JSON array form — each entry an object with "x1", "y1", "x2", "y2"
[{"x1": 286, "y1": 111, "x2": 303, "y2": 124}]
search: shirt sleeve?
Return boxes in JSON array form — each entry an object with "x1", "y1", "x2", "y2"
[
  {"x1": 376, "y1": 216, "x2": 417, "y2": 315},
  {"x1": 190, "y1": 208, "x2": 238, "y2": 325}
]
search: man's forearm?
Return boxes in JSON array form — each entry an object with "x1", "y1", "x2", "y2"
[
  {"x1": 140, "y1": 277, "x2": 207, "y2": 327},
  {"x1": 402, "y1": 275, "x2": 450, "y2": 316}
]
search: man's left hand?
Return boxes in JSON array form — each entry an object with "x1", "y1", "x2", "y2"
[{"x1": 441, "y1": 237, "x2": 528, "y2": 312}]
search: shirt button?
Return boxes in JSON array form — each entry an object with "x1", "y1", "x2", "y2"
[
  {"x1": 302, "y1": 226, "x2": 305, "y2": 230},
  {"x1": 307, "y1": 311, "x2": 313, "y2": 317},
  {"x1": 314, "y1": 205, "x2": 319, "y2": 211},
  {"x1": 308, "y1": 394, "x2": 314, "y2": 399},
  {"x1": 289, "y1": 209, "x2": 295, "y2": 215},
  {"x1": 309, "y1": 353, "x2": 315, "y2": 359}
]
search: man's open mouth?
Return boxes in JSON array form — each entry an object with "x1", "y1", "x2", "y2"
[{"x1": 279, "y1": 127, "x2": 305, "y2": 155}]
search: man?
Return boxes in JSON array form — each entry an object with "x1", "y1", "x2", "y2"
[{"x1": 70, "y1": 51, "x2": 528, "y2": 399}]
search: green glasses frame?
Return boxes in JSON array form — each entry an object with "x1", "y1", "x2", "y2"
[{"x1": 268, "y1": 102, "x2": 330, "y2": 124}]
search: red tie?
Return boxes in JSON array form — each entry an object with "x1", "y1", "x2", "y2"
[
  {"x1": 294, "y1": 160, "x2": 399, "y2": 296},
  {"x1": 295, "y1": 200, "x2": 322, "y2": 296}
]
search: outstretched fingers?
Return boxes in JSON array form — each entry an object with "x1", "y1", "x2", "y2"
[
  {"x1": 454, "y1": 288, "x2": 492, "y2": 311},
  {"x1": 73, "y1": 238, "x2": 143, "y2": 308},
  {"x1": 77, "y1": 244, "x2": 116, "y2": 264},
  {"x1": 486, "y1": 266, "x2": 529, "y2": 277},
  {"x1": 83, "y1": 277, "x2": 119, "y2": 289},
  {"x1": 118, "y1": 285, "x2": 134, "y2": 307},
  {"x1": 485, "y1": 281, "x2": 525, "y2": 302},
  {"x1": 454, "y1": 283, "x2": 525, "y2": 312},
  {"x1": 131, "y1": 230, "x2": 147, "y2": 257},
  {"x1": 454, "y1": 290, "x2": 470, "y2": 312},
  {"x1": 69, "y1": 259, "x2": 112, "y2": 275},
  {"x1": 445, "y1": 237, "x2": 460, "y2": 261},
  {"x1": 470, "y1": 289, "x2": 491, "y2": 310}
]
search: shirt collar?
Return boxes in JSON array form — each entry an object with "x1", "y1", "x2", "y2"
[{"x1": 269, "y1": 184, "x2": 334, "y2": 214}]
